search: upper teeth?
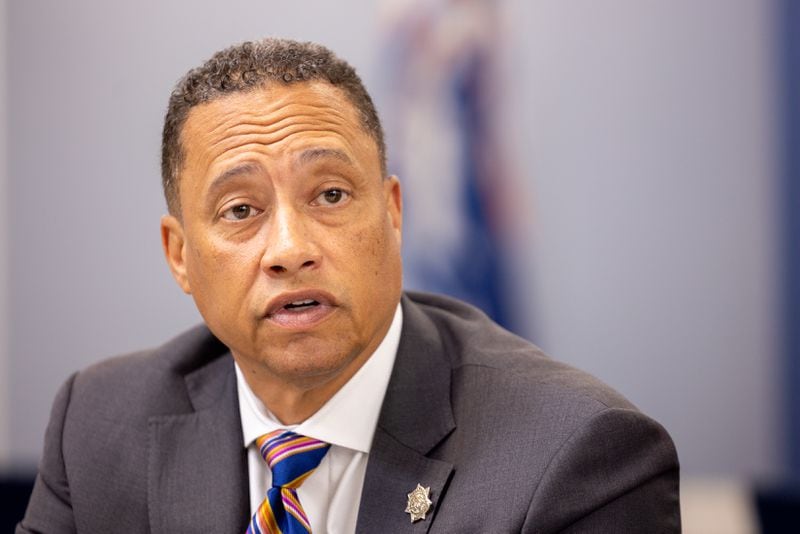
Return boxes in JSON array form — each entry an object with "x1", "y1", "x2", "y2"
[{"x1": 291, "y1": 299, "x2": 315, "y2": 306}]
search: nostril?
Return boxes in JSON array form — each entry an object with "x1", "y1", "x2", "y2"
[{"x1": 264, "y1": 258, "x2": 316, "y2": 276}]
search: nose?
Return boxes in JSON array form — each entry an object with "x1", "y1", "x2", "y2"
[{"x1": 260, "y1": 206, "x2": 320, "y2": 277}]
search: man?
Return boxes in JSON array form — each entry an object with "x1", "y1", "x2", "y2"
[{"x1": 18, "y1": 38, "x2": 680, "y2": 533}]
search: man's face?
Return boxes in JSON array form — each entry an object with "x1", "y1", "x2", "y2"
[{"x1": 161, "y1": 82, "x2": 402, "y2": 391}]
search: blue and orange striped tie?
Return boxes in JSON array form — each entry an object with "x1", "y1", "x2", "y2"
[{"x1": 246, "y1": 430, "x2": 331, "y2": 534}]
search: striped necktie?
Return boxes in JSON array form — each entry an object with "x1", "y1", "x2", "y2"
[{"x1": 246, "y1": 430, "x2": 331, "y2": 534}]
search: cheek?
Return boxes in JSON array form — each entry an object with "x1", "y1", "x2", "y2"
[
  {"x1": 369, "y1": 233, "x2": 388, "y2": 273},
  {"x1": 357, "y1": 221, "x2": 400, "y2": 280},
  {"x1": 185, "y1": 238, "x2": 253, "y2": 295}
]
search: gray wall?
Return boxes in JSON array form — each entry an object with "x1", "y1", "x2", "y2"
[
  {"x1": 0, "y1": 0, "x2": 8, "y2": 467},
  {"x1": 1, "y1": 0, "x2": 783, "y2": 482},
  {"x1": 509, "y1": 0, "x2": 780, "y2": 479}
]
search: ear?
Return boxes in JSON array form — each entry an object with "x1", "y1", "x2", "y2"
[
  {"x1": 160, "y1": 215, "x2": 192, "y2": 294},
  {"x1": 384, "y1": 175, "x2": 403, "y2": 245}
]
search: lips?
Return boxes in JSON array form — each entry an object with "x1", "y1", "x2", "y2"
[{"x1": 264, "y1": 290, "x2": 338, "y2": 329}]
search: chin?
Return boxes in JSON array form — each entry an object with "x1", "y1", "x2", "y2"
[{"x1": 264, "y1": 341, "x2": 362, "y2": 381}]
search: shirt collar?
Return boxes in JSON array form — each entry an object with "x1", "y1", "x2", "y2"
[{"x1": 236, "y1": 303, "x2": 403, "y2": 454}]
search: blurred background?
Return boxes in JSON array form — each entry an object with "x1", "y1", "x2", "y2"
[{"x1": 0, "y1": 0, "x2": 797, "y2": 531}]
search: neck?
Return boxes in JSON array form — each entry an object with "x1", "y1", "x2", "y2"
[
  {"x1": 233, "y1": 342, "x2": 379, "y2": 425},
  {"x1": 234, "y1": 305, "x2": 398, "y2": 424},
  {"x1": 252, "y1": 380, "x2": 336, "y2": 425}
]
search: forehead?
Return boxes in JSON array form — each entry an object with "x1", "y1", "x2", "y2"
[{"x1": 180, "y1": 82, "x2": 373, "y2": 168}]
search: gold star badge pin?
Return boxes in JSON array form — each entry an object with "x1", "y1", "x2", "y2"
[{"x1": 405, "y1": 484, "x2": 433, "y2": 523}]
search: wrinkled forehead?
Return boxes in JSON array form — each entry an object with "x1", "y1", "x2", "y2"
[
  {"x1": 180, "y1": 81, "x2": 371, "y2": 155},
  {"x1": 175, "y1": 82, "x2": 384, "y2": 203}
]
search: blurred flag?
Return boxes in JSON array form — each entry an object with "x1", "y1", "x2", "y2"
[{"x1": 377, "y1": 0, "x2": 517, "y2": 329}]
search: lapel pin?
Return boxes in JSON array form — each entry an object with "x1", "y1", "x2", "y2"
[{"x1": 405, "y1": 483, "x2": 433, "y2": 523}]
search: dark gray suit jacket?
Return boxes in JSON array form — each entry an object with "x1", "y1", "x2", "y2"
[{"x1": 18, "y1": 292, "x2": 680, "y2": 533}]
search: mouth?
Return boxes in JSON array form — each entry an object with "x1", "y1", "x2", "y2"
[
  {"x1": 264, "y1": 290, "x2": 338, "y2": 329},
  {"x1": 283, "y1": 299, "x2": 319, "y2": 311}
]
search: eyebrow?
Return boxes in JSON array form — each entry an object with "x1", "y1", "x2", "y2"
[
  {"x1": 294, "y1": 147, "x2": 353, "y2": 168},
  {"x1": 205, "y1": 148, "x2": 353, "y2": 198},
  {"x1": 207, "y1": 161, "x2": 264, "y2": 198}
]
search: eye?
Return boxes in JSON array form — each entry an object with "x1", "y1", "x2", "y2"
[
  {"x1": 316, "y1": 188, "x2": 350, "y2": 206},
  {"x1": 221, "y1": 204, "x2": 261, "y2": 221}
]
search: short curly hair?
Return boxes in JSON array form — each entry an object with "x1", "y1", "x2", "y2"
[{"x1": 161, "y1": 38, "x2": 386, "y2": 215}]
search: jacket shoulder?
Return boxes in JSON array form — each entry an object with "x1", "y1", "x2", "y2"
[
  {"x1": 400, "y1": 292, "x2": 679, "y2": 531},
  {"x1": 403, "y1": 291, "x2": 634, "y2": 413},
  {"x1": 69, "y1": 324, "x2": 228, "y2": 420}
]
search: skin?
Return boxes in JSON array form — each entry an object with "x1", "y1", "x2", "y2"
[{"x1": 161, "y1": 82, "x2": 403, "y2": 424}]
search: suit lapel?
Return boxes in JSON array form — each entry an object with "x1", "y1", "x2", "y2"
[
  {"x1": 356, "y1": 296, "x2": 456, "y2": 533},
  {"x1": 148, "y1": 353, "x2": 250, "y2": 534},
  {"x1": 146, "y1": 296, "x2": 455, "y2": 533}
]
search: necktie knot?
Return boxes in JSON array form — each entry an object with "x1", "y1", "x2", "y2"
[
  {"x1": 247, "y1": 430, "x2": 330, "y2": 534},
  {"x1": 256, "y1": 430, "x2": 330, "y2": 488}
]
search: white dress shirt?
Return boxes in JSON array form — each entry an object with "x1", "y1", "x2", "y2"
[{"x1": 236, "y1": 304, "x2": 403, "y2": 534}]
